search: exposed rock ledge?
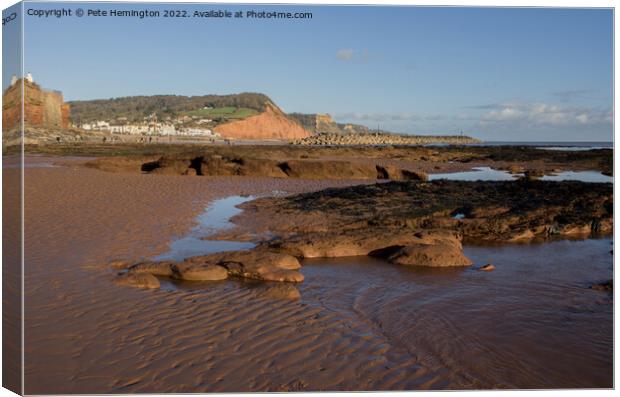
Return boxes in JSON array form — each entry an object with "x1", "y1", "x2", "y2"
[
  {"x1": 111, "y1": 230, "x2": 468, "y2": 292},
  {"x1": 231, "y1": 179, "x2": 612, "y2": 244},
  {"x1": 138, "y1": 154, "x2": 428, "y2": 181},
  {"x1": 109, "y1": 179, "x2": 612, "y2": 292},
  {"x1": 86, "y1": 154, "x2": 428, "y2": 181}
]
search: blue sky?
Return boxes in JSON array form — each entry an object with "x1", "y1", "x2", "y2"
[{"x1": 5, "y1": 2, "x2": 614, "y2": 141}]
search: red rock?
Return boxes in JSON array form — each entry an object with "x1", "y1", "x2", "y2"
[
  {"x1": 214, "y1": 103, "x2": 311, "y2": 140},
  {"x1": 115, "y1": 273, "x2": 160, "y2": 289}
]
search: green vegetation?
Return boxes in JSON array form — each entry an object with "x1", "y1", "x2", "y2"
[
  {"x1": 183, "y1": 107, "x2": 258, "y2": 120},
  {"x1": 69, "y1": 93, "x2": 272, "y2": 124}
]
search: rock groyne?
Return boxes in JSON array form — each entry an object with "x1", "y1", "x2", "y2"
[{"x1": 293, "y1": 132, "x2": 481, "y2": 146}]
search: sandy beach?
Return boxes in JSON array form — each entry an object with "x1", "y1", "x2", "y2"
[
  {"x1": 20, "y1": 156, "x2": 414, "y2": 393},
  {"x1": 12, "y1": 154, "x2": 612, "y2": 393},
  {"x1": 3, "y1": 4, "x2": 613, "y2": 393}
]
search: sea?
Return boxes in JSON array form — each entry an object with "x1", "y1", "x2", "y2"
[{"x1": 427, "y1": 141, "x2": 613, "y2": 150}]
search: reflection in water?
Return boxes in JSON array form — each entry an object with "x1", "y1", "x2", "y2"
[
  {"x1": 430, "y1": 166, "x2": 612, "y2": 183},
  {"x1": 154, "y1": 195, "x2": 256, "y2": 261},
  {"x1": 154, "y1": 194, "x2": 302, "y2": 298},
  {"x1": 159, "y1": 273, "x2": 301, "y2": 300},
  {"x1": 4, "y1": 161, "x2": 57, "y2": 169},
  {"x1": 299, "y1": 238, "x2": 613, "y2": 388},
  {"x1": 152, "y1": 192, "x2": 612, "y2": 387},
  {"x1": 429, "y1": 167, "x2": 519, "y2": 181},
  {"x1": 541, "y1": 171, "x2": 613, "y2": 183}
]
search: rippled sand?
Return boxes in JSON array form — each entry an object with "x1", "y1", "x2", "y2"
[
  {"x1": 14, "y1": 156, "x2": 613, "y2": 393},
  {"x1": 20, "y1": 156, "x2": 411, "y2": 393}
]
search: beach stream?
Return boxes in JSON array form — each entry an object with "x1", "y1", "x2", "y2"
[{"x1": 153, "y1": 195, "x2": 256, "y2": 262}]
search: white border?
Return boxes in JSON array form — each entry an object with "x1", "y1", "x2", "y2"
[{"x1": 0, "y1": 1, "x2": 616, "y2": 397}]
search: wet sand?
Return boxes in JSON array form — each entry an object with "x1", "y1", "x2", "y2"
[
  {"x1": 19, "y1": 156, "x2": 402, "y2": 393},
  {"x1": 14, "y1": 156, "x2": 613, "y2": 393},
  {"x1": 301, "y1": 240, "x2": 612, "y2": 389}
]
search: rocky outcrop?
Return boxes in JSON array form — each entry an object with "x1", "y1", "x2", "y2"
[
  {"x1": 127, "y1": 261, "x2": 175, "y2": 276},
  {"x1": 278, "y1": 159, "x2": 377, "y2": 179},
  {"x1": 111, "y1": 230, "x2": 468, "y2": 290},
  {"x1": 171, "y1": 263, "x2": 228, "y2": 281},
  {"x1": 136, "y1": 154, "x2": 428, "y2": 181},
  {"x1": 109, "y1": 177, "x2": 612, "y2": 292},
  {"x1": 216, "y1": 250, "x2": 304, "y2": 282},
  {"x1": 234, "y1": 179, "x2": 613, "y2": 245},
  {"x1": 114, "y1": 273, "x2": 160, "y2": 289},
  {"x1": 384, "y1": 241, "x2": 472, "y2": 267},
  {"x1": 376, "y1": 165, "x2": 428, "y2": 181},
  {"x1": 214, "y1": 103, "x2": 311, "y2": 140},
  {"x1": 114, "y1": 249, "x2": 304, "y2": 288},
  {"x1": 77, "y1": 144, "x2": 611, "y2": 180},
  {"x1": 265, "y1": 228, "x2": 471, "y2": 267},
  {"x1": 2, "y1": 79, "x2": 70, "y2": 132}
]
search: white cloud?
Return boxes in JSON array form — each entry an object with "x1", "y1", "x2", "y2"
[
  {"x1": 478, "y1": 102, "x2": 612, "y2": 127},
  {"x1": 336, "y1": 48, "x2": 378, "y2": 63},
  {"x1": 576, "y1": 114, "x2": 589, "y2": 124},
  {"x1": 336, "y1": 49, "x2": 355, "y2": 61}
]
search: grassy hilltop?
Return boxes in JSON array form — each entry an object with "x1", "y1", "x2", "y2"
[{"x1": 68, "y1": 93, "x2": 271, "y2": 124}]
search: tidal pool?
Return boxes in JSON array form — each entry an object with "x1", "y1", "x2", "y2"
[
  {"x1": 154, "y1": 195, "x2": 256, "y2": 261},
  {"x1": 429, "y1": 167, "x2": 519, "y2": 181},
  {"x1": 429, "y1": 167, "x2": 612, "y2": 183},
  {"x1": 540, "y1": 170, "x2": 613, "y2": 183}
]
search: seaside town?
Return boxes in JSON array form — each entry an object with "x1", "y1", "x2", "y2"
[
  {"x1": 3, "y1": 73, "x2": 483, "y2": 146},
  {"x1": 6, "y1": 73, "x2": 221, "y2": 139},
  {"x1": 78, "y1": 114, "x2": 220, "y2": 138}
]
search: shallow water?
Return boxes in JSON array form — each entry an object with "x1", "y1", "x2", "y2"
[
  {"x1": 429, "y1": 166, "x2": 612, "y2": 183},
  {"x1": 535, "y1": 146, "x2": 611, "y2": 151},
  {"x1": 154, "y1": 195, "x2": 256, "y2": 261},
  {"x1": 299, "y1": 238, "x2": 613, "y2": 388},
  {"x1": 540, "y1": 170, "x2": 613, "y2": 183},
  {"x1": 429, "y1": 167, "x2": 519, "y2": 181},
  {"x1": 158, "y1": 192, "x2": 613, "y2": 388},
  {"x1": 463, "y1": 141, "x2": 612, "y2": 149}
]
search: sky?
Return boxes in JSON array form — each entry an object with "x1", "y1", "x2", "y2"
[{"x1": 4, "y1": 2, "x2": 614, "y2": 141}]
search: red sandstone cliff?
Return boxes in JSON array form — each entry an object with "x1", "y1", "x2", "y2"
[
  {"x1": 214, "y1": 103, "x2": 311, "y2": 140},
  {"x1": 2, "y1": 80, "x2": 70, "y2": 131}
]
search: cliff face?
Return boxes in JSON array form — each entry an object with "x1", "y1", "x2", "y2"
[
  {"x1": 289, "y1": 112, "x2": 379, "y2": 135},
  {"x1": 214, "y1": 103, "x2": 311, "y2": 140},
  {"x1": 2, "y1": 80, "x2": 70, "y2": 131}
]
